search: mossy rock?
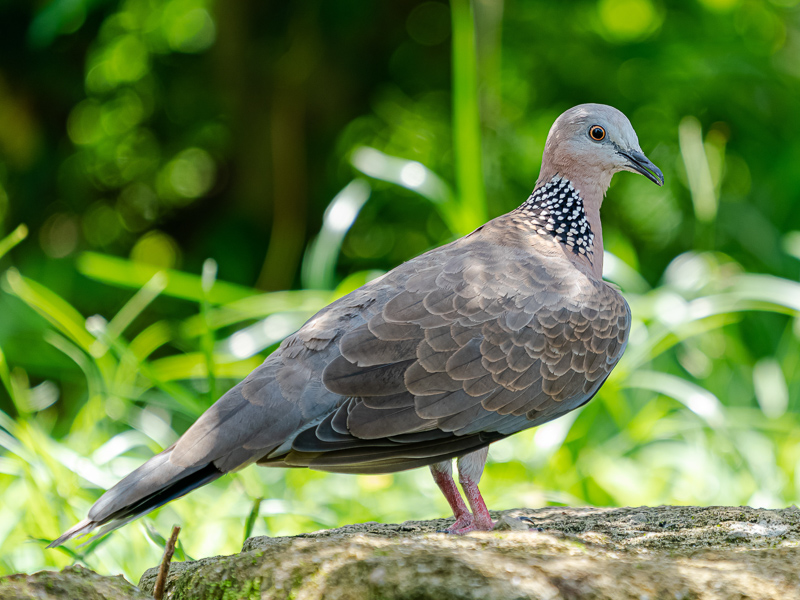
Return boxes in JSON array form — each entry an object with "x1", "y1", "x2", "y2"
[
  {"x1": 0, "y1": 564, "x2": 149, "y2": 599},
  {"x1": 6, "y1": 506, "x2": 800, "y2": 599},
  {"x1": 134, "y1": 505, "x2": 800, "y2": 599}
]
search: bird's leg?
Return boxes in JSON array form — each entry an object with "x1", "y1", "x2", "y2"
[
  {"x1": 454, "y1": 447, "x2": 494, "y2": 533},
  {"x1": 430, "y1": 460, "x2": 473, "y2": 532}
]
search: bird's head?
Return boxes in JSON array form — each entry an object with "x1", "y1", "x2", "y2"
[{"x1": 540, "y1": 103, "x2": 664, "y2": 190}]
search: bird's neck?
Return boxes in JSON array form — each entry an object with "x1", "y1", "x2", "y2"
[{"x1": 516, "y1": 172, "x2": 609, "y2": 278}]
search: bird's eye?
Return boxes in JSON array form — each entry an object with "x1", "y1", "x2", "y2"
[{"x1": 589, "y1": 126, "x2": 606, "y2": 141}]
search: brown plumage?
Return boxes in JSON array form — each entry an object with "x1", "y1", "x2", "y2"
[{"x1": 50, "y1": 103, "x2": 663, "y2": 545}]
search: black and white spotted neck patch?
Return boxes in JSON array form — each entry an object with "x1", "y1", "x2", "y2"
[{"x1": 515, "y1": 176, "x2": 594, "y2": 256}]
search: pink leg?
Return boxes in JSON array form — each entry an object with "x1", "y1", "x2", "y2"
[
  {"x1": 452, "y1": 447, "x2": 494, "y2": 534},
  {"x1": 430, "y1": 461, "x2": 473, "y2": 532},
  {"x1": 456, "y1": 477, "x2": 494, "y2": 533}
]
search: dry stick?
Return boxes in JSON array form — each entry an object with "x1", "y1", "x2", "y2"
[{"x1": 153, "y1": 525, "x2": 181, "y2": 600}]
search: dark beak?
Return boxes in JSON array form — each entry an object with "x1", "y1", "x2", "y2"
[{"x1": 619, "y1": 149, "x2": 664, "y2": 186}]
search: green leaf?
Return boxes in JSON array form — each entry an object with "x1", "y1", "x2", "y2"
[
  {"x1": 77, "y1": 534, "x2": 112, "y2": 558},
  {"x1": 200, "y1": 258, "x2": 218, "y2": 403},
  {"x1": 43, "y1": 331, "x2": 105, "y2": 409},
  {"x1": 0, "y1": 224, "x2": 28, "y2": 260},
  {"x1": 0, "y1": 345, "x2": 14, "y2": 403},
  {"x1": 450, "y1": 0, "x2": 487, "y2": 231},
  {"x1": 3, "y1": 269, "x2": 117, "y2": 384},
  {"x1": 30, "y1": 538, "x2": 86, "y2": 562},
  {"x1": 142, "y1": 522, "x2": 189, "y2": 561},
  {"x1": 76, "y1": 252, "x2": 257, "y2": 304},
  {"x1": 148, "y1": 353, "x2": 262, "y2": 382},
  {"x1": 89, "y1": 328, "x2": 204, "y2": 417},
  {"x1": 143, "y1": 521, "x2": 167, "y2": 547},
  {"x1": 624, "y1": 370, "x2": 725, "y2": 428},
  {"x1": 301, "y1": 179, "x2": 371, "y2": 290},
  {"x1": 3, "y1": 269, "x2": 97, "y2": 353},
  {"x1": 243, "y1": 497, "x2": 262, "y2": 543},
  {"x1": 129, "y1": 321, "x2": 174, "y2": 361},
  {"x1": 181, "y1": 290, "x2": 331, "y2": 338},
  {"x1": 106, "y1": 272, "x2": 168, "y2": 343},
  {"x1": 350, "y1": 148, "x2": 460, "y2": 236}
]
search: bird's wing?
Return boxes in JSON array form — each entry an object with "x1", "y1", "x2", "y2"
[{"x1": 273, "y1": 233, "x2": 630, "y2": 472}]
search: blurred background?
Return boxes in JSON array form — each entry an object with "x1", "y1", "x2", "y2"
[{"x1": 1, "y1": 0, "x2": 800, "y2": 582}]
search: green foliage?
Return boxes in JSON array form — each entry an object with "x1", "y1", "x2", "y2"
[{"x1": 0, "y1": 0, "x2": 799, "y2": 585}]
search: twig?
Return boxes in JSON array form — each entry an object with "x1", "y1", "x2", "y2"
[{"x1": 153, "y1": 525, "x2": 181, "y2": 600}]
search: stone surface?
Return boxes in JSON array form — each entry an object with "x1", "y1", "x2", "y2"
[
  {"x1": 5, "y1": 507, "x2": 800, "y2": 599},
  {"x1": 131, "y1": 505, "x2": 800, "y2": 600},
  {"x1": 0, "y1": 564, "x2": 149, "y2": 600}
]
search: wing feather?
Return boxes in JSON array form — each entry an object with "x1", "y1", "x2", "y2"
[{"x1": 263, "y1": 234, "x2": 630, "y2": 472}]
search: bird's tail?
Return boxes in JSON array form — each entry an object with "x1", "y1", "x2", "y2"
[{"x1": 47, "y1": 448, "x2": 223, "y2": 547}]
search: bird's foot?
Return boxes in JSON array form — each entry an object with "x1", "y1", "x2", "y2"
[
  {"x1": 441, "y1": 514, "x2": 494, "y2": 535},
  {"x1": 448, "y1": 520, "x2": 495, "y2": 534},
  {"x1": 439, "y1": 514, "x2": 474, "y2": 534}
]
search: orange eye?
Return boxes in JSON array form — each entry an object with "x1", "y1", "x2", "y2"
[{"x1": 589, "y1": 125, "x2": 606, "y2": 141}]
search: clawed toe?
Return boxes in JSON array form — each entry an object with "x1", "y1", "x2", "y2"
[
  {"x1": 443, "y1": 517, "x2": 494, "y2": 535},
  {"x1": 441, "y1": 515, "x2": 474, "y2": 534}
]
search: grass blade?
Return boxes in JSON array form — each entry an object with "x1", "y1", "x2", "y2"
[
  {"x1": 30, "y1": 538, "x2": 86, "y2": 562},
  {"x1": 3, "y1": 269, "x2": 97, "y2": 353},
  {"x1": 350, "y1": 148, "x2": 462, "y2": 235},
  {"x1": 301, "y1": 179, "x2": 371, "y2": 290},
  {"x1": 200, "y1": 259, "x2": 218, "y2": 403},
  {"x1": 77, "y1": 252, "x2": 257, "y2": 304},
  {"x1": 450, "y1": 0, "x2": 487, "y2": 231},
  {"x1": 0, "y1": 224, "x2": 28, "y2": 260},
  {"x1": 147, "y1": 353, "x2": 262, "y2": 382},
  {"x1": 129, "y1": 322, "x2": 174, "y2": 361},
  {"x1": 143, "y1": 522, "x2": 190, "y2": 562},
  {"x1": 243, "y1": 497, "x2": 262, "y2": 543},
  {"x1": 106, "y1": 273, "x2": 168, "y2": 342},
  {"x1": 0, "y1": 345, "x2": 13, "y2": 403},
  {"x1": 180, "y1": 290, "x2": 331, "y2": 338},
  {"x1": 624, "y1": 370, "x2": 724, "y2": 427}
]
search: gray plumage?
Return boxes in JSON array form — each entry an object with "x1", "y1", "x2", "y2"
[{"x1": 49, "y1": 103, "x2": 663, "y2": 545}]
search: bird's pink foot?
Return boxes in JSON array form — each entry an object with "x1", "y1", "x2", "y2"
[
  {"x1": 442, "y1": 514, "x2": 475, "y2": 533},
  {"x1": 445, "y1": 516, "x2": 495, "y2": 534},
  {"x1": 431, "y1": 463, "x2": 475, "y2": 533},
  {"x1": 430, "y1": 456, "x2": 495, "y2": 535},
  {"x1": 454, "y1": 474, "x2": 494, "y2": 534}
]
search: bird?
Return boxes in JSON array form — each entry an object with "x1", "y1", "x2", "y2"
[{"x1": 49, "y1": 103, "x2": 663, "y2": 546}]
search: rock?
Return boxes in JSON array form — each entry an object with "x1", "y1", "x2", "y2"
[
  {"x1": 7, "y1": 506, "x2": 800, "y2": 599},
  {"x1": 136, "y1": 506, "x2": 800, "y2": 599},
  {"x1": 0, "y1": 564, "x2": 149, "y2": 600},
  {"x1": 492, "y1": 514, "x2": 533, "y2": 531}
]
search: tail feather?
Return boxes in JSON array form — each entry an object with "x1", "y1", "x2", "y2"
[
  {"x1": 47, "y1": 518, "x2": 97, "y2": 548},
  {"x1": 48, "y1": 451, "x2": 223, "y2": 547}
]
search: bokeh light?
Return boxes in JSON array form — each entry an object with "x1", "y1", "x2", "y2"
[
  {"x1": 83, "y1": 203, "x2": 124, "y2": 248},
  {"x1": 39, "y1": 214, "x2": 80, "y2": 258},
  {"x1": 130, "y1": 229, "x2": 181, "y2": 269},
  {"x1": 597, "y1": 0, "x2": 663, "y2": 43},
  {"x1": 157, "y1": 147, "x2": 215, "y2": 203}
]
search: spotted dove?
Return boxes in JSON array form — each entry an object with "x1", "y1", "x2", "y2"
[{"x1": 50, "y1": 103, "x2": 663, "y2": 545}]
